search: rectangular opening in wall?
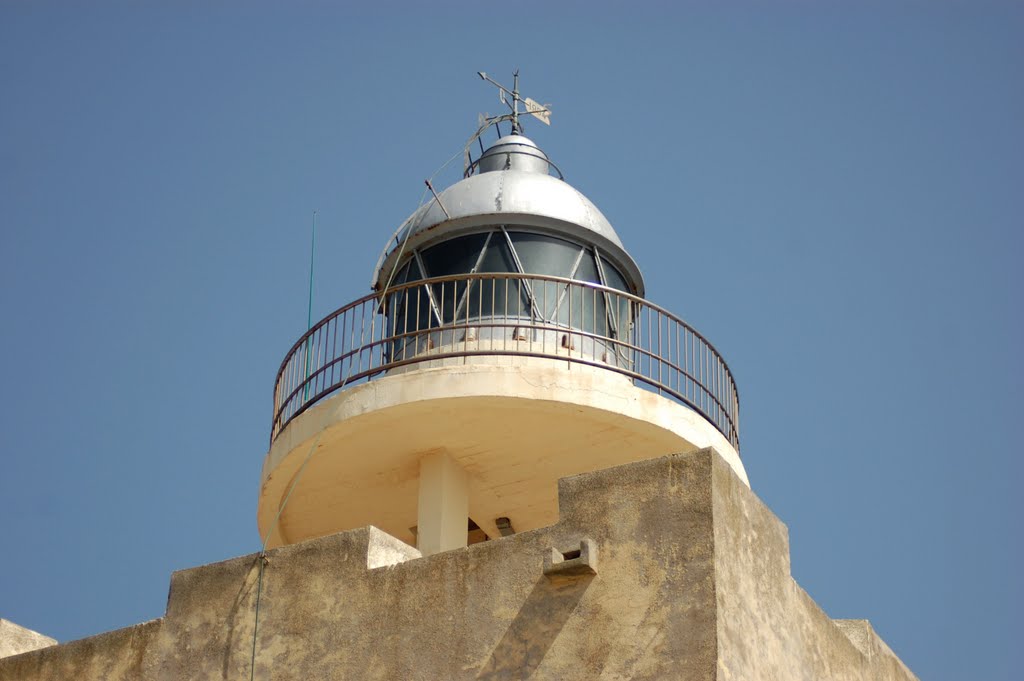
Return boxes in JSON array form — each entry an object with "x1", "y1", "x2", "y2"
[{"x1": 468, "y1": 518, "x2": 490, "y2": 545}]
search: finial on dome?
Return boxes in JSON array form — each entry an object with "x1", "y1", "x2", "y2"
[{"x1": 468, "y1": 71, "x2": 551, "y2": 174}]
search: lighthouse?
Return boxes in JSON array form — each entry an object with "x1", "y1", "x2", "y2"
[
  {"x1": 0, "y1": 74, "x2": 919, "y2": 681},
  {"x1": 257, "y1": 74, "x2": 748, "y2": 556}
]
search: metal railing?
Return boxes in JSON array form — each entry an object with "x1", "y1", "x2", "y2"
[
  {"x1": 463, "y1": 150, "x2": 565, "y2": 179},
  {"x1": 270, "y1": 273, "x2": 739, "y2": 452}
]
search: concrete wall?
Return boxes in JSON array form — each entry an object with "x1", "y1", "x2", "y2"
[
  {"x1": 0, "y1": 620, "x2": 156, "y2": 679},
  {"x1": 0, "y1": 619, "x2": 56, "y2": 659},
  {"x1": 0, "y1": 450, "x2": 917, "y2": 680},
  {"x1": 711, "y1": 453, "x2": 918, "y2": 681}
]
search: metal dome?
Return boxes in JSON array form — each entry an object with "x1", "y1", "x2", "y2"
[
  {"x1": 371, "y1": 135, "x2": 645, "y2": 297},
  {"x1": 475, "y1": 134, "x2": 550, "y2": 174}
]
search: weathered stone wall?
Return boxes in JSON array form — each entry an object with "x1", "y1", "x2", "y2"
[
  {"x1": 0, "y1": 449, "x2": 917, "y2": 680},
  {"x1": 0, "y1": 619, "x2": 56, "y2": 659},
  {"x1": 0, "y1": 620, "x2": 156, "y2": 680},
  {"x1": 711, "y1": 454, "x2": 919, "y2": 681}
]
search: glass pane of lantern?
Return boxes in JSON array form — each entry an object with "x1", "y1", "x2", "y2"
[
  {"x1": 573, "y1": 252, "x2": 606, "y2": 335},
  {"x1": 474, "y1": 233, "x2": 530, "y2": 319},
  {"x1": 601, "y1": 256, "x2": 632, "y2": 339},
  {"x1": 599, "y1": 257, "x2": 629, "y2": 292},
  {"x1": 422, "y1": 233, "x2": 488, "y2": 322},
  {"x1": 388, "y1": 258, "x2": 430, "y2": 360},
  {"x1": 421, "y1": 233, "x2": 488, "y2": 276},
  {"x1": 510, "y1": 232, "x2": 583, "y2": 324},
  {"x1": 509, "y1": 231, "x2": 581, "y2": 277}
]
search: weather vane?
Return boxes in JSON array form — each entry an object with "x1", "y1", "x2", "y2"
[
  {"x1": 464, "y1": 70, "x2": 551, "y2": 172},
  {"x1": 478, "y1": 70, "x2": 551, "y2": 133}
]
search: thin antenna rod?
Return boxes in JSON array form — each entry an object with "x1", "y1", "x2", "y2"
[
  {"x1": 302, "y1": 210, "x2": 317, "y2": 401},
  {"x1": 511, "y1": 69, "x2": 520, "y2": 134},
  {"x1": 307, "y1": 210, "x2": 317, "y2": 332}
]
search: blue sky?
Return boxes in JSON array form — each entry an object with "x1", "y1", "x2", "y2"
[{"x1": 1, "y1": 2, "x2": 1021, "y2": 679}]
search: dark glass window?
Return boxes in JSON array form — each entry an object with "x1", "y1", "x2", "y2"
[
  {"x1": 470, "y1": 234, "x2": 529, "y2": 318},
  {"x1": 477, "y1": 234, "x2": 516, "y2": 273},
  {"x1": 509, "y1": 232, "x2": 580, "y2": 322},
  {"x1": 509, "y1": 232, "x2": 582, "y2": 277},
  {"x1": 599, "y1": 256, "x2": 629, "y2": 292},
  {"x1": 420, "y1": 233, "x2": 486, "y2": 322},
  {"x1": 600, "y1": 256, "x2": 632, "y2": 337},
  {"x1": 386, "y1": 228, "x2": 634, "y2": 351},
  {"x1": 574, "y1": 250, "x2": 600, "y2": 283},
  {"x1": 388, "y1": 257, "x2": 433, "y2": 359},
  {"x1": 420, "y1": 233, "x2": 488, "y2": 277},
  {"x1": 572, "y1": 252, "x2": 607, "y2": 334}
]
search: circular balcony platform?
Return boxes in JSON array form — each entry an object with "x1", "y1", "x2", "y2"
[
  {"x1": 259, "y1": 274, "x2": 745, "y2": 549},
  {"x1": 259, "y1": 357, "x2": 746, "y2": 549}
]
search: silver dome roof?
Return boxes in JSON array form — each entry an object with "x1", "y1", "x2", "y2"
[
  {"x1": 475, "y1": 134, "x2": 550, "y2": 174},
  {"x1": 372, "y1": 136, "x2": 644, "y2": 296}
]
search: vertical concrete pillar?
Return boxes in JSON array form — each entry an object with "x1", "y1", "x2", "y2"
[{"x1": 417, "y1": 451, "x2": 468, "y2": 556}]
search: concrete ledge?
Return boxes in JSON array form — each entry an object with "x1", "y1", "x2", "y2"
[
  {"x1": 0, "y1": 619, "x2": 56, "y2": 660},
  {"x1": 0, "y1": 619, "x2": 158, "y2": 681},
  {"x1": 835, "y1": 619, "x2": 920, "y2": 680},
  {"x1": 366, "y1": 526, "x2": 422, "y2": 569}
]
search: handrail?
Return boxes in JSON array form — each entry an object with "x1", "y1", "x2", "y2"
[
  {"x1": 463, "y1": 150, "x2": 565, "y2": 179},
  {"x1": 270, "y1": 273, "x2": 740, "y2": 453}
]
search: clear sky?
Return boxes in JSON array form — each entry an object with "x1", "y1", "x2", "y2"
[{"x1": 1, "y1": 2, "x2": 1021, "y2": 679}]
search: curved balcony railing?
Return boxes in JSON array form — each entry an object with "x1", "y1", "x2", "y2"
[{"x1": 270, "y1": 273, "x2": 740, "y2": 452}]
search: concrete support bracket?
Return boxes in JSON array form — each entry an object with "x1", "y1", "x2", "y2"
[{"x1": 543, "y1": 538, "x2": 597, "y2": 577}]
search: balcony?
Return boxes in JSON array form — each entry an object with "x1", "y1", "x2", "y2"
[{"x1": 271, "y1": 273, "x2": 739, "y2": 452}]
